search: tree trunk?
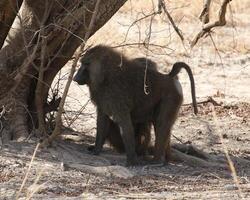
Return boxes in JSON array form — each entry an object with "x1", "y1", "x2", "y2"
[
  {"x1": 0, "y1": 0, "x2": 127, "y2": 141},
  {"x1": 0, "y1": 0, "x2": 23, "y2": 48}
]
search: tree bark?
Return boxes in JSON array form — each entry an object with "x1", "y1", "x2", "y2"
[
  {"x1": 0, "y1": 0, "x2": 23, "y2": 48},
  {"x1": 0, "y1": 0, "x2": 127, "y2": 141}
]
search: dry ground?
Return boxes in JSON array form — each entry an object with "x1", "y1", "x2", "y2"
[{"x1": 1, "y1": 0, "x2": 250, "y2": 199}]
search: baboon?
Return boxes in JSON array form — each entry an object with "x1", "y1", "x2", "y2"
[
  {"x1": 88, "y1": 57, "x2": 157, "y2": 156},
  {"x1": 89, "y1": 57, "x2": 197, "y2": 157},
  {"x1": 74, "y1": 45, "x2": 197, "y2": 166},
  {"x1": 102, "y1": 57, "x2": 158, "y2": 155},
  {"x1": 102, "y1": 58, "x2": 198, "y2": 156}
]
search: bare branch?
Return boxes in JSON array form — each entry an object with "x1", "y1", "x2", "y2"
[
  {"x1": 158, "y1": 0, "x2": 184, "y2": 41},
  {"x1": 191, "y1": 0, "x2": 232, "y2": 47},
  {"x1": 199, "y1": 0, "x2": 211, "y2": 24}
]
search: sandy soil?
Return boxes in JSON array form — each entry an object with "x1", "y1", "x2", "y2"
[{"x1": 1, "y1": 1, "x2": 250, "y2": 199}]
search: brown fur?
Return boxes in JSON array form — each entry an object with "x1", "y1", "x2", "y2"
[
  {"x1": 104, "y1": 57, "x2": 157, "y2": 155},
  {"x1": 74, "y1": 45, "x2": 197, "y2": 165}
]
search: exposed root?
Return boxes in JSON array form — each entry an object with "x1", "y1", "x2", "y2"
[
  {"x1": 0, "y1": 97, "x2": 29, "y2": 142},
  {"x1": 170, "y1": 143, "x2": 228, "y2": 169},
  {"x1": 170, "y1": 148, "x2": 227, "y2": 169},
  {"x1": 63, "y1": 163, "x2": 134, "y2": 179},
  {"x1": 172, "y1": 143, "x2": 211, "y2": 160}
]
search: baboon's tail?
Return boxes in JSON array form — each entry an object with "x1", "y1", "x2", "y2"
[{"x1": 169, "y1": 62, "x2": 198, "y2": 115}]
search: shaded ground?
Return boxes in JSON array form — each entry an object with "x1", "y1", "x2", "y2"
[
  {"x1": 1, "y1": 1, "x2": 250, "y2": 199},
  {"x1": 1, "y1": 101, "x2": 250, "y2": 199}
]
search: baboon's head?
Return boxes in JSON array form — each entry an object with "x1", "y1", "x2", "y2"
[{"x1": 73, "y1": 45, "x2": 108, "y2": 85}]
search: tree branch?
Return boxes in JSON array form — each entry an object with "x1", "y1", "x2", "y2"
[
  {"x1": 191, "y1": 0, "x2": 232, "y2": 47},
  {"x1": 158, "y1": 0, "x2": 184, "y2": 41},
  {"x1": 199, "y1": 0, "x2": 211, "y2": 24}
]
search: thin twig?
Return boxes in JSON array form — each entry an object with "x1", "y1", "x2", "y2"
[
  {"x1": 16, "y1": 143, "x2": 40, "y2": 199},
  {"x1": 183, "y1": 96, "x2": 222, "y2": 107},
  {"x1": 143, "y1": 13, "x2": 155, "y2": 95},
  {"x1": 158, "y1": 0, "x2": 184, "y2": 41}
]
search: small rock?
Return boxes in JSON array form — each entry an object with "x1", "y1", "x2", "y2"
[
  {"x1": 224, "y1": 184, "x2": 238, "y2": 191},
  {"x1": 222, "y1": 134, "x2": 228, "y2": 139}
]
